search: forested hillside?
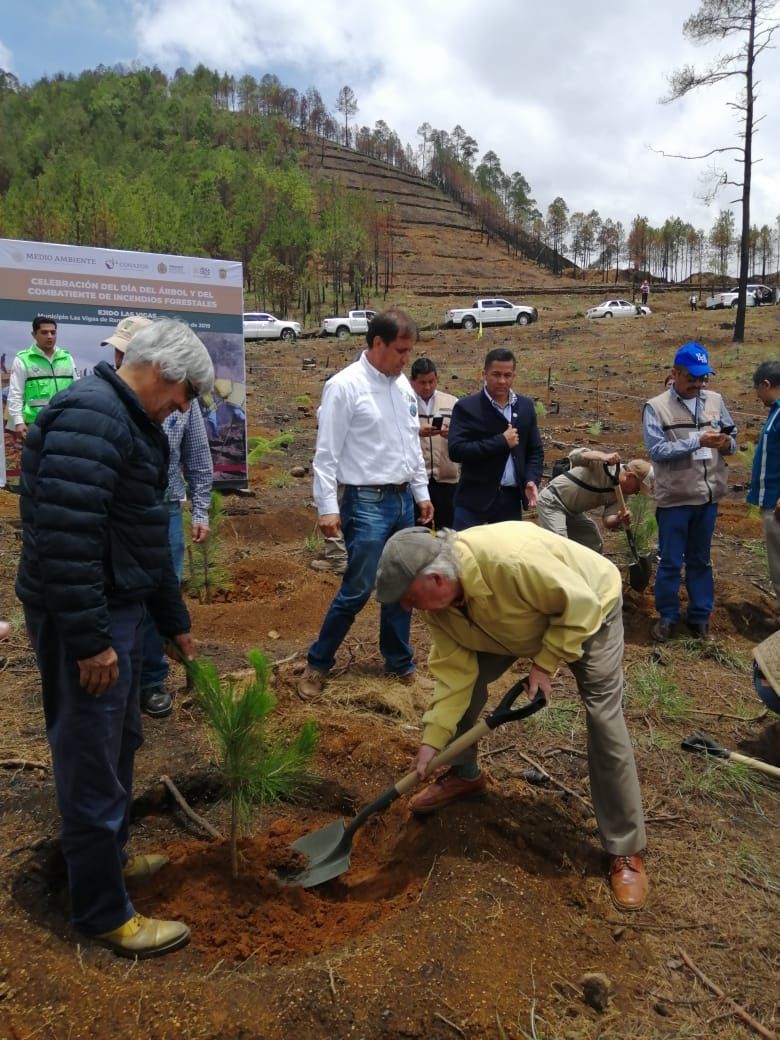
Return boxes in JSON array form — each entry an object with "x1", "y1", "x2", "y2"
[{"x1": 0, "y1": 64, "x2": 776, "y2": 322}]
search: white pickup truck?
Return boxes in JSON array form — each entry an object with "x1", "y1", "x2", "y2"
[
  {"x1": 445, "y1": 297, "x2": 538, "y2": 329},
  {"x1": 320, "y1": 309, "x2": 377, "y2": 338}
]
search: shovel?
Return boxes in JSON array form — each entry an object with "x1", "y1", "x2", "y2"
[
  {"x1": 681, "y1": 733, "x2": 780, "y2": 779},
  {"x1": 280, "y1": 677, "x2": 547, "y2": 888},
  {"x1": 614, "y1": 483, "x2": 652, "y2": 592}
]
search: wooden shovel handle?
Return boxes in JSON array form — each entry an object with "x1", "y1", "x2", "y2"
[
  {"x1": 728, "y1": 751, "x2": 780, "y2": 779},
  {"x1": 614, "y1": 482, "x2": 628, "y2": 515},
  {"x1": 394, "y1": 721, "x2": 491, "y2": 797}
]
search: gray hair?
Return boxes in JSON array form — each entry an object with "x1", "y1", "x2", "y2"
[
  {"x1": 419, "y1": 529, "x2": 461, "y2": 581},
  {"x1": 122, "y1": 318, "x2": 214, "y2": 394}
]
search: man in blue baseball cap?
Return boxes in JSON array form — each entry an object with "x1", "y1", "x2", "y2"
[{"x1": 642, "y1": 342, "x2": 737, "y2": 641}]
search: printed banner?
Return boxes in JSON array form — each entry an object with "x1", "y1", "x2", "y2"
[{"x1": 0, "y1": 238, "x2": 247, "y2": 488}]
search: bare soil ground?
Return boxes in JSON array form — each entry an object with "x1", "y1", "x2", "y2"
[{"x1": 1, "y1": 291, "x2": 779, "y2": 1040}]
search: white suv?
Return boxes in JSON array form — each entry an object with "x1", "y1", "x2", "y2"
[{"x1": 243, "y1": 312, "x2": 301, "y2": 340}]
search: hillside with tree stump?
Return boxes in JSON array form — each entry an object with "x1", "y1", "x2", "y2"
[{"x1": 1, "y1": 289, "x2": 779, "y2": 1040}]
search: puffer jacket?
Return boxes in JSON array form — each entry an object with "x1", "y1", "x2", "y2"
[{"x1": 15, "y1": 361, "x2": 191, "y2": 660}]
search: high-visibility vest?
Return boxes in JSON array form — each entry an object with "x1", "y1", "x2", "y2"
[{"x1": 17, "y1": 346, "x2": 76, "y2": 424}]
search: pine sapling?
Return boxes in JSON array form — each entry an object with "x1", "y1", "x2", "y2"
[{"x1": 189, "y1": 649, "x2": 317, "y2": 879}]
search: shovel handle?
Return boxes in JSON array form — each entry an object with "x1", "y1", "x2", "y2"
[
  {"x1": 682, "y1": 734, "x2": 780, "y2": 779},
  {"x1": 614, "y1": 483, "x2": 642, "y2": 561},
  {"x1": 393, "y1": 678, "x2": 546, "y2": 798}
]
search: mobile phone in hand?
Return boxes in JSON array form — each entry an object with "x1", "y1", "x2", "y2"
[{"x1": 431, "y1": 415, "x2": 444, "y2": 429}]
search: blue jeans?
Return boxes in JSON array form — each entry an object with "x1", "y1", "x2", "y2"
[
  {"x1": 140, "y1": 502, "x2": 185, "y2": 689},
  {"x1": 453, "y1": 485, "x2": 524, "y2": 531},
  {"x1": 307, "y1": 484, "x2": 415, "y2": 675},
  {"x1": 655, "y1": 502, "x2": 718, "y2": 624},
  {"x1": 25, "y1": 600, "x2": 145, "y2": 935}
]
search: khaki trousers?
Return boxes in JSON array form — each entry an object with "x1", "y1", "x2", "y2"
[
  {"x1": 536, "y1": 488, "x2": 604, "y2": 554},
  {"x1": 447, "y1": 596, "x2": 646, "y2": 856}
]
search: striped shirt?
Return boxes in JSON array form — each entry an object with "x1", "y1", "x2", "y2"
[{"x1": 163, "y1": 405, "x2": 214, "y2": 525}]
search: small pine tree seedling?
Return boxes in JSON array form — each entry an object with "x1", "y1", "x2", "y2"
[
  {"x1": 190, "y1": 649, "x2": 317, "y2": 879},
  {"x1": 186, "y1": 491, "x2": 231, "y2": 603}
]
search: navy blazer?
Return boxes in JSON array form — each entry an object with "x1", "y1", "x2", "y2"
[{"x1": 448, "y1": 389, "x2": 544, "y2": 512}]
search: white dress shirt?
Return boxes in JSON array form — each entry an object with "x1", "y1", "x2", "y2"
[{"x1": 312, "y1": 352, "x2": 429, "y2": 515}]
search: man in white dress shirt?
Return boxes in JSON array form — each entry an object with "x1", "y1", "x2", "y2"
[{"x1": 298, "y1": 309, "x2": 433, "y2": 698}]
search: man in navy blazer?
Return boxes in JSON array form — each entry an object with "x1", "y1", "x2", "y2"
[{"x1": 448, "y1": 347, "x2": 544, "y2": 530}]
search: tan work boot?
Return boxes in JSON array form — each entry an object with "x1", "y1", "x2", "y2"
[
  {"x1": 96, "y1": 913, "x2": 190, "y2": 959},
  {"x1": 297, "y1": 666, "x2": 326, "y2": 700},
  {"x1": 123, "y1": 853, "x2": 170, "y2": 885}
]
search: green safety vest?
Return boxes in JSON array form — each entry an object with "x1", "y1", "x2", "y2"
[{"x1": 17, "y1": 345, "x2": 76, "y2": 424}]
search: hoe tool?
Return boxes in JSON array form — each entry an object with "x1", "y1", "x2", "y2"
[
  {"x1": 681, "y1": 733, "x2": 780, "y2": 779},
  {"x1": 281, "y1": 677, "x2": 547, "y2": 888},
  {"x1": 614, "y1": 483, "x2": 652, "y2": 592}
]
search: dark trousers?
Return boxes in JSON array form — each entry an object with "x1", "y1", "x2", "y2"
[
  {"x1": 25, "y1": 601, "x2": 145, "y2": 936},
  {"x1": 417, "y1": 479, "x2": 456, "y2": 530},
  {"x1": 453, "y1": 485, "x2": 524, "y2": 531}
]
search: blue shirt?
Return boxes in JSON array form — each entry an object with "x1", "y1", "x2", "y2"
[
  {"x1": 643, "y1": 388, "x2": 737, "y2": 462},
  {"x1": 748, "y1": 399, "x2": 780, "y2": 509},
  {"x1": 483, "y1": 386, "x2": 518, "y2": 487},
  {"x1": 164, "y1": 405, "x2": 214, "y2": 526}
]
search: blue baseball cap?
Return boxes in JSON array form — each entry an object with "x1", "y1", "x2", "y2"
[{"x1": 673, "y1": 341, "x2": 715, "y2": 376}]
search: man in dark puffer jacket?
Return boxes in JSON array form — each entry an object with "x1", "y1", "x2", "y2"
[{"x1": 16, "y1": 318, "x2": 214, "y2": 959}]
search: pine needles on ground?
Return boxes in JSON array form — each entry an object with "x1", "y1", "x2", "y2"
[
  {"x1": 626, "y1": 660, "x2": 691, "y2": 721},
  {"x1": 189, "y1": 648, "x2": 318, "y2": 879}
]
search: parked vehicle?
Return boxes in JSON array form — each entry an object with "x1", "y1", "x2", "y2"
[
  {"x1": 586, "y1": 299, "x2": 650, "y2": 320},
  {"x1": 243, "y1": 312, "x2": 301, "y2": 341},
  {"x1": 704, "y1": 284, "x2": 774, "y2": 309},
  {"x1": 445, "y1": 298, "x2": 538, "y2": 329},
  {"x1": 320, "y1": 310, "x2": 377, "y2": 338}
]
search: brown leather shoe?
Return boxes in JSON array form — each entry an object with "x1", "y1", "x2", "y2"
[
  {"x1": 609, "y1": 854, "x2": 648, "y2": 911},
  {"x1": 409, "y1": 769, "x2": 488, "y2": 815},
  {"x1": 388, "y1": 671, "x2": 435, "y2": 691},
  {"x1": 297, "y1": 666, "x2": 326, "y2": 700}
]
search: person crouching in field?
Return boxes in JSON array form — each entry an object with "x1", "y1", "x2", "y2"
[{"x1": 536, "y1": 449, "x2": 652, "y2": 553}]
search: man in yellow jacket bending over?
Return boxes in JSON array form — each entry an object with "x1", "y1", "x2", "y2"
[{"x1": 376, "y1": 522, "x2": 648, "y2": 912}]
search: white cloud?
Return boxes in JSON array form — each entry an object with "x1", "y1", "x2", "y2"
[
  {"x1": 129, "y1": 0, "x2": 780, "y2": 232},
  {"x1": 0, "y1": 38, "x2": 14, "y2": 72}
]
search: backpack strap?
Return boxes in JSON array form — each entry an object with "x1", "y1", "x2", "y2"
[{"x1": 561, "y1": 462, "x2": 620, "y2": 495}]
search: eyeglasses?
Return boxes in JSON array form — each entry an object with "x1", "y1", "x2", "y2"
[{"x1": 184, "y1": 379, "x2": 200, "y2": 401}]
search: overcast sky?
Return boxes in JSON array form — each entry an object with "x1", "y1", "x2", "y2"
[{"x1": 3, "y1": 0, "x2": 779, "y2": 238}]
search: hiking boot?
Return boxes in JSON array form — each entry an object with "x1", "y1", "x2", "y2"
[
  {"x1": 387, "y1": 671, "x2": 435, "y2": 690},
  {"x1": 409, "y1": 769, "x2": 488, "y2": 815},
  {"x1": 686, "y1": 622, "x2": 714, "y2": 642},
  {"x1": 651, "y1": 618, "x2": 675, "y2": 643},
  {"x1": 297, "y1": 666, "x2": 326, "y2": 700},
  {"x1": 123, "y1": 854, "x2": 170, "y2": 886},
  {"x1": 140, "y1": 685, "x2": 173, "y2": 718},
  {"x1": 609, "y1": 854, "x2": 648, "y2": 912},
  {"x1": 96, "y1": 913, "x2": 190, "y2": 959},
  {"x1": 310, "y1": 559, "x2": 346, "y2": 574}
]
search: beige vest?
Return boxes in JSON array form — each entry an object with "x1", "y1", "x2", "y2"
[
  {"x1": 646, "y1": 389, "x2": 728, "y2": 507},
  {"x1": 417, "y1": 390, "x2": 459, "y2": 484}
]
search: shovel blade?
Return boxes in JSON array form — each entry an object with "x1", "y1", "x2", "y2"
[
  {"x1": 628, "y1": 556, "x2": 652, "y2": 592},
  {"x1": 278, "y1": 819, "x2": 352, "y2": 888}
]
